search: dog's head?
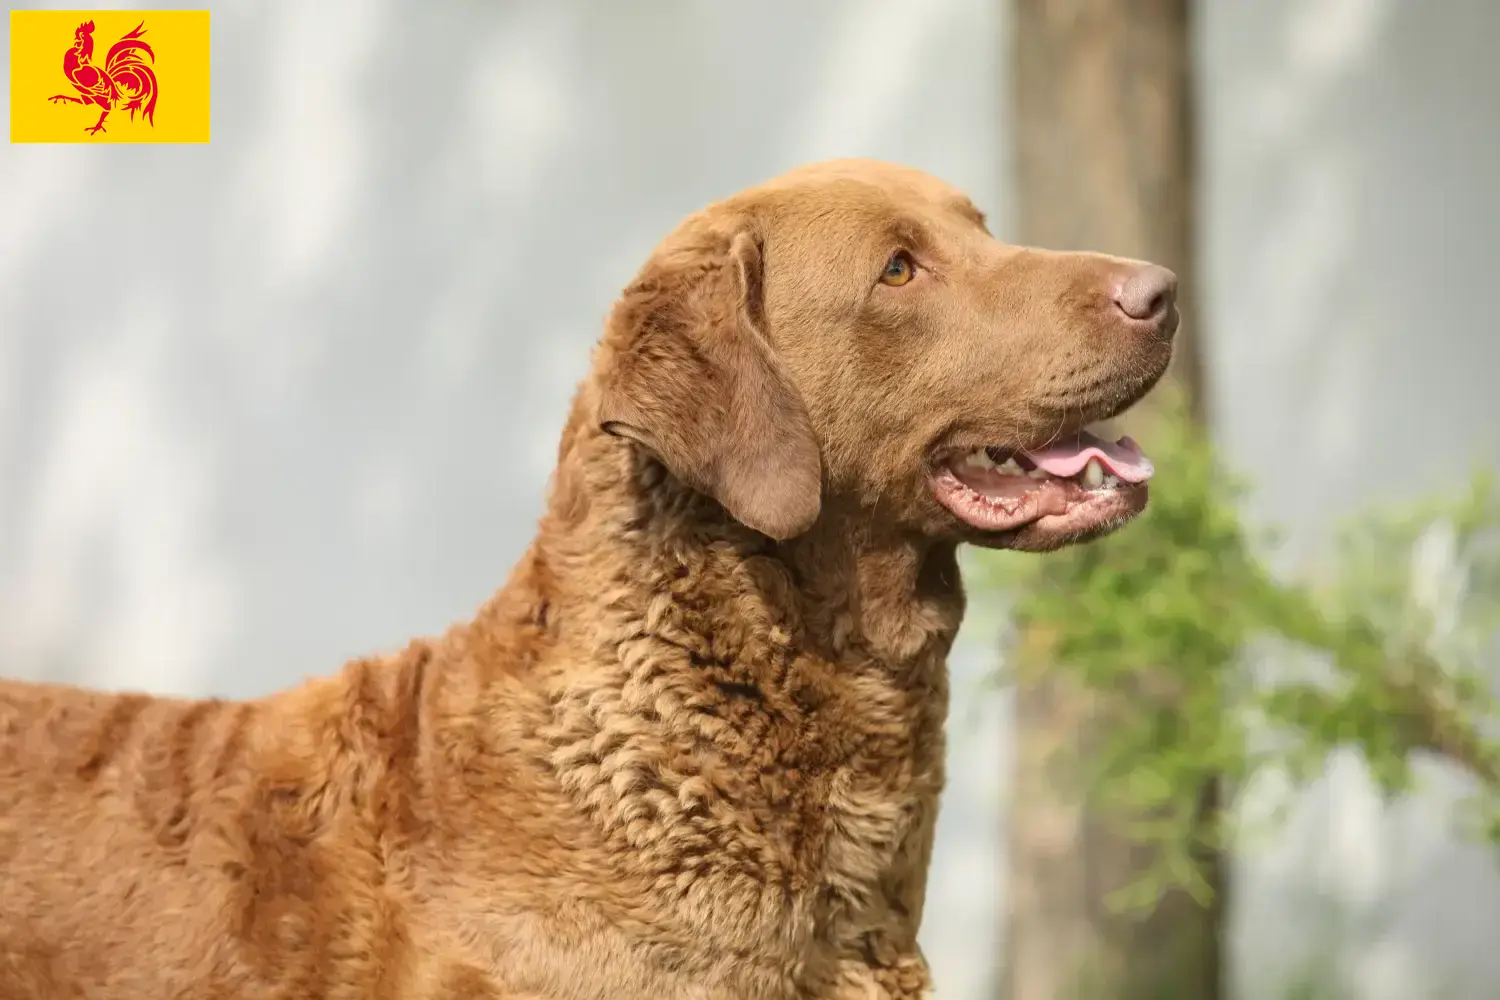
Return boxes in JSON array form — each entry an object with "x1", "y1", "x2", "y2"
[{"x1": 595, "y1": 159, "x2": 1177, "y2": 552}]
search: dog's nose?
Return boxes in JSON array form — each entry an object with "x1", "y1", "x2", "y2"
[{"x1": 1112, "y1": 264, "x2": 1178, "y2": 323}]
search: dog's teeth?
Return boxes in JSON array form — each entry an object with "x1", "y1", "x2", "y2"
[
  {"x1": 1027, "y1": 468, "x2": 1050, "y2": 480},
  {"x1": 996, "y1": 458, "x2": 1024, "y2": 476},
  {"x1": 1081, "y1": 458, "x2": 1105, "y2": 489},
  {"x1": 1102, "y1": 472, "x2": 1120, "y2": 489},
  {"x1": 963, "y1": 449, "x2": 995, "y2": 470}
]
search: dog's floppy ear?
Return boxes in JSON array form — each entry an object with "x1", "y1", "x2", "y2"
[{"x1": 596, "y1": 229, "x2": 822, "y2": 540}]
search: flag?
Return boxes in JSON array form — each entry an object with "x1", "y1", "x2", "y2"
[{"x1": 10, "y1": 9, "x2": 210, "y2": 143}]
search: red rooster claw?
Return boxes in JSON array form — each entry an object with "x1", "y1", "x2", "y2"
[
  {"x1": 85, "y1": 111, "x2": 109, "y2": 135},
  {"x1": 49, "y1": 94, "x2": 84, "y2": 104}
]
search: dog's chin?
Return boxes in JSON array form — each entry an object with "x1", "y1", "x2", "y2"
[{"x1": 926, "y1": 427, "x2": 1154, "y2": 551}]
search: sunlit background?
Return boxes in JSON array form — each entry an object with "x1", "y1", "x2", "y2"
[{"x1": 3, "y1": 1, "x2": 1499, "y2": 998}]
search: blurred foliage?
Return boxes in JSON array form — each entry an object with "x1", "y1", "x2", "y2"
[{"x1": 972, "y1": 386, "x2": 1500, "y2": 913}]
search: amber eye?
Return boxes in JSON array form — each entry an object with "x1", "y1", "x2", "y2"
[{"x1": 879, "y1": 251, "x2": 916, "y2": 287}]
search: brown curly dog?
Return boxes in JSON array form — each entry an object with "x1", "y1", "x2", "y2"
[{"x1": 0, "y1": 159, "x2": 1177, "y2": 1000}]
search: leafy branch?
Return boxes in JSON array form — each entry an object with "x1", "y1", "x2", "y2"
[{"x1": 973, "y1": 388, "x2": 1500, "y2": 910}]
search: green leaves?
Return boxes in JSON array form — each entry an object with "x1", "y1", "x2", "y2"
[{"x1": 977, "y1": 389, "x2": 1500, "y2": 914}]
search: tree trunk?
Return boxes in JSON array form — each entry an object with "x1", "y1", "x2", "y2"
[{"x1": 1005, "y1": 2, "x2": 1223, "y2": 999}]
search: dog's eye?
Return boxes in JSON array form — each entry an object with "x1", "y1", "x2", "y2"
[{"x1": 879, "y1": 251, "x2": 916, "y2": 287}]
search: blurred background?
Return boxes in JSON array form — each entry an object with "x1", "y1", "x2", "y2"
[{"x1": 2, "y1": 1, "x2": 1498, "y2": 998}]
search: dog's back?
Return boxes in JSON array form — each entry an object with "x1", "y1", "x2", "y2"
[
  {"x1": 0, "y1": 660, "x2": 429, "y2": 999},
  {"x1": 1, "y1": 680, "x2": 245, "y2": 994}
]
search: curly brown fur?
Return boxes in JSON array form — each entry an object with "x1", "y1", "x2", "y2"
[{"x1": 0, "y1": 159, "x2": 1175, "y2": 999}]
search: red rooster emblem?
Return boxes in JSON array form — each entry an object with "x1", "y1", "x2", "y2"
[{"x1": 47, "y1": 20, "x2": 159, "y2": 136}]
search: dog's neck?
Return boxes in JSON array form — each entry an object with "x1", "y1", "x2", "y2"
[
  {"x1": 501, "y1": 427, "x2": 966, "y2": 670},
  {"x1": 778, "y1": 504, "x2": 966, "y2": 664}
]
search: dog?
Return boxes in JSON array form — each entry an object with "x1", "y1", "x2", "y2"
[{"x1": 0, "y1": 159, "x2": 1177, "y2": 1000}]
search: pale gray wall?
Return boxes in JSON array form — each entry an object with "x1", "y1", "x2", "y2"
[
  {"x1": 1205, "y1": 2, "x2": 1500, "y2": 997},
  {"x1": 1, "y1": 2, "x2": 1496, "y2": 998}
]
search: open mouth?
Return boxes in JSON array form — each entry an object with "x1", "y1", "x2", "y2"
[{"x1": 929, "y1": 428, "x2": 1154, "y2": 541}]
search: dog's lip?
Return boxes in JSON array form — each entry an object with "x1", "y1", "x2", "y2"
[
  {"x1": 928, "y1": 465, "x2": 1148, "y2": 536},
  {"x1": 970, "y1": 479, "x2": 1149, "y2": 549}
]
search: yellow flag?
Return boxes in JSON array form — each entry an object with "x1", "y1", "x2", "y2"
[{"x1": 10, "y1": 9, "x2": 210, "y2": 143}]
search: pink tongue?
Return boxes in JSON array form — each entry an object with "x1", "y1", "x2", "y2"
[{"x1": 1025, "y1": 432, "x2": 1155, "y2": 483}]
